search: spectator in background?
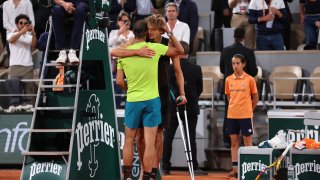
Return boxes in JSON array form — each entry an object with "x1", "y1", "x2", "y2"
[
  {"x1": 109, "y1": 11, "x2": 134, "y2": 109},
  {"x1": 248, "y1": 0, "x2": 287, "y2": 50},
  {"x1": 108, "y1": 0, "x2": 136, "y2": 33},
  {"x1": 52, "y1": 0, "x2": 88, "y2": 64},
  {"x1": 109, "y1": 11, "x2": 134, "y2": 49},
  {"x1": 1, "y1": 0, "x2": 7, "y2": 47},
  {"x1": 0, "y1": 0, "x2": 3, "y2": 52},
  {"x1": 220, "y1": 27, "x2": 258, "y2": 149},
  {"x1": 6, "y1": 14, "x2": 37, "y2": 106},
  {"x1": 283, "y1": 0, "x2": 293, "y2": 50},
  {"x1": 154, "y1": 0, "x2": 167, "y2": 12},
  {"x1": 30, "y1": 0, "x2": 52, "y2": 39},
  {"x1": 229, "y1": 0, "x2": 255, "y2": 49},
  {"x1": 3, "y1": 0, "x2": 35, "y2": 33},
  {"x1": 162, "y1": 2, "x2": 190, "y2": 44},
  {"x1": 211, "y1": 0, "x2": 231, "y2": 29},
  {"x1": 225, "y1": 54, "x2": 258, "y2": 178},
  {"x1": 210, "y1": 0, "x2": 231, "y2": 50},
  {"x1": 133, "y1": 0, "x2": 159, "y2": 24},
  {"x1": 166, "y1": 0, "x2": 199, "y2": 53},
  {"x1": 300, "y1": 0, "x2": 320, "y2": 50},
  {"x1": 163, "y1": 41, "x2": 206, "y2": 176}
]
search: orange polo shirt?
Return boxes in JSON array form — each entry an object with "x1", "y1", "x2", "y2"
[{"x1": 225, "y1": 72, "x2": 258, "y2": 119}]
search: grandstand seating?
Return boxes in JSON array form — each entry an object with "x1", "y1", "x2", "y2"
[
  {"x1": 310, "y1": 67, "x2": 320, "y2": 100},
  {"x1": 192, "y1": 26, "x2": 206, "y2": 56},
  {"x1": 200, "y1": 66, "x2": 223, "y2": 101},
  {"x1": 269, "y1": 66, "x2": 302, "y2": 101},
  {"x1": 0, "y1": 68, "x2": 7, "y2": 78},
  {"x1": 254, "y1": 66, "x2": 263, "y2": 82},
  {"x1": 254, "y1": 66, "x2": 266, "y2": 102}
]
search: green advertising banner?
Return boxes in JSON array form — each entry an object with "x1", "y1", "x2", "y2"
[
  {"x1": 239, "y1": 147, "x2": 284, "y2": 180},
  {"x1": 21, "y1": 157, "x2": 67, "y2": 180},
  {"x1": 0, "y1": 114, "x2": 31, "y2": 164},
  {"x1": 268, "y1": 110, "x2": 319, "y2": 142},
  {"x1": 68, "y1": 21, "x2": 121, "y2": 179},
  {"x1": 20, "y1": 15, "x2": 121, "y2": 179},
  {"x1": 69, "y1": 92, "x2": 120, "y2": 179},
  {"x1": 291, "y1": 149, "x2": 320, "y2": 179}
]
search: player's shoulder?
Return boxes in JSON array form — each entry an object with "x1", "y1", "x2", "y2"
[{"x1": 147, "y1": 42, "x2": 167, "y2": 49}]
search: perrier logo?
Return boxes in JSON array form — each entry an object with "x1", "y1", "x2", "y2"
[
  {"x1": 101, "y1": 0, "x2": 110, "y2": 7},
  {"x1": 75, "y1": 94, "x2": 115, "y2": 177},
  {"x1": 241, "y1": 160, "x2": 268, "y2": 179},
  {"x1": 85, "y1": 29, "x2": 105, "y2": 50}
]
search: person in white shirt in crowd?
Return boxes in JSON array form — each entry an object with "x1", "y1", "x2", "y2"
[
  {"x1": 166, "y1": 0, "x2": 199, "y2": 53},
  {"x1": 133, "y1": 0, "x2": 159, "y2": 23},
  {"x1": 6, "y1": 14, "x2": 37, "y2": 106},
  {"x1": 162, "y1": 2, "x2": 190, "y2": 44},
  {"x1": 109, "y1": 11, "x2": 135, "y2": 108},
  {"x1": 3, "y1": 0, "x2": 35, "y2": 33},
  {"x1": 108, "y1": 0, "x2": 136, "y2": 33},
  {"x1": 109, "y1": 11, "x2": 135, "y2": 49},
  {"x1": 229, "y1": 0, "x2": 255, "y2": 49}
]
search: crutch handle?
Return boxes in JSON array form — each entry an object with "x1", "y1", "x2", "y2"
[
  {"x1": 177, "y1": 96, "x2": 183, "y2": 104},
  {"x1": 170, "y1": 90, "x2": 184, "y2": 105},
  {"x1": 176, "y1": 95, "x2": 187, "y2": 106}
]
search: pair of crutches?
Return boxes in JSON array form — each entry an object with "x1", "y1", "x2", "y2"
[{"x1": 169, "y1": 90, "x2": 195, "y2": 180}]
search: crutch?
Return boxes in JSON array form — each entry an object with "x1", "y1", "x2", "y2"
[
  {"x1": 183, "y1": 100, "x2": 195, "y2": 180},
  {"x1": 170, "y1": 90, "x2": 195, "y2": 180}
]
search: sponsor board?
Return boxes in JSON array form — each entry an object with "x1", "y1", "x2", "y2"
[
  {"x1": 69, "y1": 92, "x2": 120, "y2": 179},
  {"x1": 20, "y1": 21, "x2": 121, "y2": 179},
  {"x1": 241, "y1": 160, "x2": 269, "y2": 179},
  {"x1": 269, "y1": 117, "x2": 319, "y2": 142},
  {"x1": 239, "y1": 147, "x2": 284, "y2": 180},
  {"x1": 0, "y1": 114, "x2": 31, "y2": 164},
  {"x1": 68, "y1": 22, "x2": 121, "y2": 179},
  {"x1": 21, "y1": 157, "x2": 67, "y2": 180},
  {"x1": 291, "y1": 150, "x2": 320, "y2": 179},
  {"x1": 85, "y1": 29, "x2": 105, "y2": 51}
]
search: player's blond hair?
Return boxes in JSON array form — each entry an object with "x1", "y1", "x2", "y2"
[{"x1": 145, "y1": 14, "x2": 165, "y2": 32}]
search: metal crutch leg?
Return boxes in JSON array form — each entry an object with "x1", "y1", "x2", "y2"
[
  {"x1": 170, "y1": 91, "x2": 195, "y2": 180},
  {"x1": 183, "y1": 106, "x2": 195, "y2": 179}
]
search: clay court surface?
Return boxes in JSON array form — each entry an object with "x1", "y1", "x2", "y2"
[{"x1": 0, "y1": 169, "x2": 236, "y2": 180}]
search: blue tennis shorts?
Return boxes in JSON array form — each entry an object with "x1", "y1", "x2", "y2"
[
  {"x1": 226, "y1": 118, "x2": 253, "y2": 136},
  {"x1": 124, "y1": 97, "x2": 162, "y2": 128}
]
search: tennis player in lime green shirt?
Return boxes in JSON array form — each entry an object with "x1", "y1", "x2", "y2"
[
  {"x1": 114, "y1": 19, "x2": 183, "y2": 180},
  {"x1": 117, "y1": 42, "x2": 168, "y2": 102}
]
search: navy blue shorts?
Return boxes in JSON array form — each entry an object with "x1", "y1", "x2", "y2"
[{"x1": 226, "y1": 118, "x2": 253, "y2": 136}]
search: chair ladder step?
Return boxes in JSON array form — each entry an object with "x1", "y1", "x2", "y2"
[
  {"x1": 35, "y1": 106, "x2": 74, "y2": 110},
  {"x1": 48, "y1": 49, "x2": 80, "y2": 53},
  {"x1": 48, "y1": 49, "x2": 63, "y2": 53},
  {"x1": 45, "y1": 62, "x2": 79, "y2": 67},
  {"x1": 29, "y1": 129, "x2": 72, "y2": 133},
  {"x1": 40, "y1": 84, "x2": 78, "y2": 88},
  {"x1": 22, "y1": 151, "x2": 70, "y2": 156}
]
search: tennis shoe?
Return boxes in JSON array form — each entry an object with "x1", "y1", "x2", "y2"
[
  {"x1": 68, "y1": 49, "x2": 79, "y2": 64},
  {"x1": 56, "y1": 50, "x2": 67, "y2": 64}
]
